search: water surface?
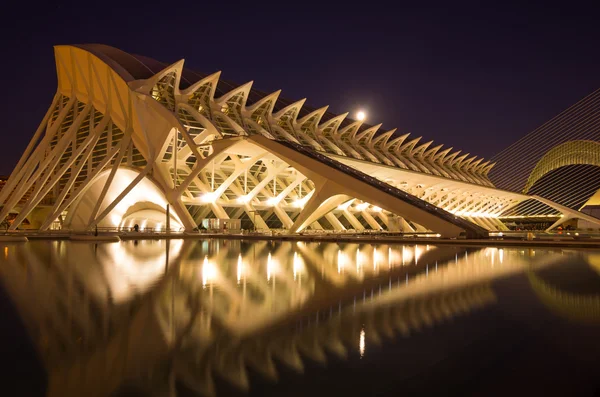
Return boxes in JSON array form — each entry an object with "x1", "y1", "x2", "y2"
[{"x1": 1, "y1": 239, "x2": 599, "y2": 396}]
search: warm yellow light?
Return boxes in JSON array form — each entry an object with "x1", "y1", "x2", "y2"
[
  {"x1": 237, "y1": 254, "x2": 243, "y2": 283},
  {"x1": 111, "y1": 214, "x2": 122, "y2": 226},
  {"x1": 293, "y1": 252, "x2": 304, "y2": 280},
  {"x1": 373, "y1": 247, "x2": 382, "y2": 269},
  {"x1": 201, "y1": 192, "x2": 218, "y2": 203},
  {"x1": 356, "y1": 248, "x2": 366, "y2": 269},
  {"x1": 267, "y1": 252, "x2": 272, "y2": 281},
  {"x1": 359, "y1": 327, "x2": 365, "y2": 358},
  {"x1": 415, "y1": 245, "x2": 423, "y2": 264},
  {"x1": 356, "y1": 110, "x2": 366, "y2": 121},
  {"x1": 356, "y1": 202, "x2": 369, "y2": 211},
  {"x1": 337, "y1": 249, "x2": 347, "y2": 273},
  {"x1": 337, "y1": 199, "x2": 354, "y2": 211},
  {"x1": 202, "y1": 256, "x2": 217, "y2": 287}
]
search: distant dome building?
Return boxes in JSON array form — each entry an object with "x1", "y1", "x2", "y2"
[{"x1": 489, "y1": 89, "x2": 600, "y2": 229}]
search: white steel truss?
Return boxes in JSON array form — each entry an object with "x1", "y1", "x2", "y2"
[{"x1": 1, "y1": 44, "x2": 599, "y2": 236}]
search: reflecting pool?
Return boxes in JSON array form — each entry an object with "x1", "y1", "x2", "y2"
[{"x1": 1, "y1": 240, "x2": 599, "y2": 396}]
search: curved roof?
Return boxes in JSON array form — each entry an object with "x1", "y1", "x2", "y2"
[
  {"x1": 72, "y1": 44, "x2": 156, "y2": 81},
  {"x1": 71, "y1": 44, "x2": 378, "y2": 130}
]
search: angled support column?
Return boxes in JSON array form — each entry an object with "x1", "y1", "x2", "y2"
[
  {"x1": 413, "y1": 222, "x2": 428, "y2": 232},
  {"x1": 0, "y1": 93, "x2": 60, "y2": 206},
  {"x1": 244, "y1": 205, "x2": 269, "y2": 230},
  {"x1": 361, "y1": 211, "x2": 382, "y2": 230},
  {"x1": 290, "y1": 181, "x2": 350, "y2": 232},
  {"x1": 168, "y1": 197, "x2": 196, "y2": 230},
  {"x1": 87, "y1": 132, "x2": 133, "y2": 225},
  {"x1": 273, "y1": 206, "x2": 293, "y2": 229},
  {"x1": 42, "y1": 143, "x2": 123, "y2": 230},
  {"x1": 249, "y1": 135, "x2": 470, "y2": 237},
  {"x1": 399, "y1": 217, "x2": 416, "y2": 232},
  {"x1": 342, "y1": 210, "x2": 365, "y2": 230},
  {"x1": 376, "y1": 212, "x2": 390, "y2": 228},
  {"x1": 0, "y1": 103, "x2": 92, "y2": 222},
  {"x1": 325, "y1": 212, "x2": 345, "y2": 230},
  {"x1": 174, "y1": 138, "x2": 240, "y2": 196},
  {"x1": 11, "y1": 129, "x2": 102, "y2": 229},
  {"x1": 0, "y1": 95, "x2": 75, "y2": 207},
  {"x1": 478, "y1": 216, "x2": 499, "y2": 231}
]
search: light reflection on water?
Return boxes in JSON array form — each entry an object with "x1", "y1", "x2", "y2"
[{"x1": 0, "y1": 239, "x2": 599, "y2": 396}]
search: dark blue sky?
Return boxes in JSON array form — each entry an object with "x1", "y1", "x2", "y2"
[{"x1": 1, "y1": 1, "x2": 600, "y2": 174}]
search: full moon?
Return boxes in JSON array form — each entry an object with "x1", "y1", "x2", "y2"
[{"x1": 356, "y1": 110, "x2": 366, "y2": 121}]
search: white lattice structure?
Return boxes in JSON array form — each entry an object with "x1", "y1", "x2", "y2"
[{"x1": 1, "y1": 44, "x2": 598, "y2": 236}]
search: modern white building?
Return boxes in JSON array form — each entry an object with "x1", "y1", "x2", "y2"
[{"x1": 0, "y1": 44, "x2": 598, "y2": 237}]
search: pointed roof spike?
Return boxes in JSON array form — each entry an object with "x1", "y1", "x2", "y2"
[
  {"x1": 467, "y1": 158, "x2": 484, "y2": 173},
  {"x1": 474, "y1": 160, "x2": 491, "y2": 174},
  {"x1": 372, "y1": 129, "x2": 396, "y2": 146},
  {"x1": 129, "y1": 58, "x2": 185, "y2": 94},
  {"x1": 423, "y1": 144, "x2": 444, "y2": 159},
  {"x1": 434, "y1": 147, "x2": 453, "y2": 162},
  {"x1": 356, "y1": 123, "x2": 383, "y2": 142},
  {"x1": 459, "y1": 156, "x2": 478, "y2": 171},
  {"x1": 336, "y1": 120, "x2": 363, "y2": 138},
  {"x1": 398, "y1": 137, "x2": 422, "y2": 153},
  {"x1": 296, "y1": 105, "x2": 329, "y2": 126},
  {"x1": 215, "y1": 80, "x2": 254, "y2": 106},
  {"x1": 462, "y1": 155, "x2": 478, "y2": 165},
  {"x1": 245, "y1": 89, "x2": 281, "y2": 114},
  {"x1": 181, "y1": 70, "x2": 222, "y2": 97},
  {"x1": 273, "y1": 98, "x2": 307, "y2": 121},
  {"x1": 443, "y1": 150, "x2": 462, "y2": 165},
  {"x1": 483, "y1": 162, "x2": 496, "y2": 175},
  {"x1": 452, "y1": 153, "x2": 470, "y2": 166},
  {"x1": 318, "y1": 112, "x2": 349, "y2": 134},
  {"x1": 411, "y1": 140, "x2": 433, "y2": 156},
  {"x1": 386, "y1": 133, "x2": 410, "y2": 151}
]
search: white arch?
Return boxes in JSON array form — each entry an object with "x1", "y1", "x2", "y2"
[{"x1": 65, "y1": 167, "x2": 182, "y2": 229}]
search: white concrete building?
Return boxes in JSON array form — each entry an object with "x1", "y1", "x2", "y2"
[{"x1": 0, "y1": 44, "x2": 598, "y2": 237}]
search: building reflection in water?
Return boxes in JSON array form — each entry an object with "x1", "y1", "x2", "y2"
[{"x1": 0, "y1": 239, "x2": 598, "y2": 396}]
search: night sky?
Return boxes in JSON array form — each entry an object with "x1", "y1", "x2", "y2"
[{"x1": 1, "y1": 2, "x2": 600, "y2": 175}]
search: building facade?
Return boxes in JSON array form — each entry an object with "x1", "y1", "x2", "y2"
[{"x1": 0, "y1": 44, "x2": 598, "y2": 236}]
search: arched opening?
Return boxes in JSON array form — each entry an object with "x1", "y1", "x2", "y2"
[{"x1": 64, "y1": 168, "x2": 182, "y2": 230}]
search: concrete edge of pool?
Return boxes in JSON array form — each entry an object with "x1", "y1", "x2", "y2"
[{"x1": 0, "y1": 232, "x2": 598, "y2": 249}]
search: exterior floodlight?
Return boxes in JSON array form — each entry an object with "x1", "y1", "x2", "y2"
[{"x1": 356, "y1": 110, "x2": 366, "y2": 121}]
